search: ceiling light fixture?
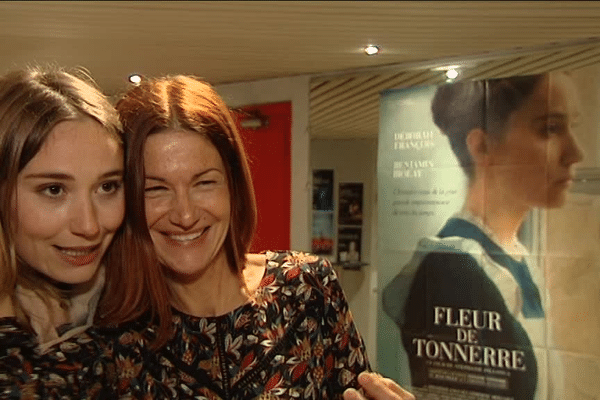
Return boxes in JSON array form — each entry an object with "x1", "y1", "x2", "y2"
[
  {"x1": 239, "y1": 109, "x2": 270, "y2": 130},
  {"x1": 445, "y1": 68, "x2": 459, "y2": 80},
  {"x1": 430, "y1": 64, "x2": 462, "y2": 81},
  {"x1": 431, "y1": 64, "x2": 461, "y2": 72},
  {"x1": 364, "y1": 45, "x2": 380, "y2": 56},
  {"x1": 128, "y1": 74, "x2": 142, "y2": 84}
]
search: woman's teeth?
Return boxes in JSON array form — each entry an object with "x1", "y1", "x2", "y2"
[
  {"x1": 169, "y1": 230, "x2": 205, "y2": 242},
  {"x1": 55, "y1": 245, "x2": 101, "y2": 266},
  {"x1": 57, "y1": 246, "x2": 96, "y2": 256}
]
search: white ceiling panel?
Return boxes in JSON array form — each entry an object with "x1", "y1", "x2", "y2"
[{"x1": 1, "y1": 1, "x2": 599, "y2": 139}]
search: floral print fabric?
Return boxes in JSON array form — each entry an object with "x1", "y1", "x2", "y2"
[
  {"x1": 149, "y1": 251, "x2": 371, "y2": 399},
  {"x1": 0, "y1": 318, "x2": 140, "y2": 399},
  {"x1": 0, "y1": 251, "x2": 370, "y2": 399}
]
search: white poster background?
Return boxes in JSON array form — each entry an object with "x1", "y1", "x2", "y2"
[{"x1": 376, "y1": 85, "x2": 467, "y2": 385}]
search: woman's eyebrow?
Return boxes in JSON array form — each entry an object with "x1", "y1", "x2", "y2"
[
  {"x1": 145, "y1": 175, "x2": 167, "y2": 182},
  {"x1": 100, "y1": 169, "x2": 124, "y2": 179},
  {"x1": 24, "y1": 169, "x2": 124, "y2": 180},
  {"x1": 192, "y1": 168, "x2": 221, "y2": 180},
  {"x1": 533, "y1": 112, "x2": 568, "y2": 121},
  {"x1": 22, "y1": 172, "x2": 73, "y2": 180},
  {"x1": 145, "y1": 168, "x2": 221, "y2": 182}
]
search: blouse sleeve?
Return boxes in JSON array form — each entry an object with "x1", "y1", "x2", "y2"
[
  {"x1": 0, "y1": 317, "x2": 118, "y2": 399},
  {"x1": 304, "y1": 254, "x2": 372, "y2": 397}
]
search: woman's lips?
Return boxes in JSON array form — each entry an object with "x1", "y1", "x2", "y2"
[
  {"x1": 162, "y1": 227, "x2": 209, "y2": 247},
  {"x1": 54, "y1": 244, "x2": 101, "y2": 267}
]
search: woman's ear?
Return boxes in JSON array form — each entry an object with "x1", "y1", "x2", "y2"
[{"x1": 466, "y1": 128, "x2": 489, "y2": 165}]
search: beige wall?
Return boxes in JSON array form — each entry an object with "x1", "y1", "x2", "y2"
[
  {"x1": 310, "y1": 138, "x2": 379, "y2": 366},
  {"x1": 544, "y1": 63, "x2": 600, "y2": 397}
]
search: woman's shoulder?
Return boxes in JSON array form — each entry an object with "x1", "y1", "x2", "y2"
[
  {"x1": 266, "y1": 251, "x2": 338, "y2": 291},
  {"x1": 247, "y1": 250, "x2": 335, "y2": 287},
  {"x1": 417, "y1": 234, "x2": 486, "y2": 257},
  {"x1": 262, "y1": 250, "x2": 331, "y2": 272}
]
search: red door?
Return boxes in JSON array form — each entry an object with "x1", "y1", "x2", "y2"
[{"x1": 235, "y1": 102, "x2": 292, "y2": 253}]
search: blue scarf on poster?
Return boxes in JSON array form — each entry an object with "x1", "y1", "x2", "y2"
[{"x1": 438, "y1": 218, "x2": 545, "y2": 318}]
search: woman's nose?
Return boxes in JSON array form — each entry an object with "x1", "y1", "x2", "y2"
[
  {"x1": 562, "y1": 131, "x2": 584, "y2": 166},
  {"x1": 70, "y1": 196, "x2": 100, "y2": 239},
  {"x1": 169, "y1": 192, "x2": 198, "y2": 229}
]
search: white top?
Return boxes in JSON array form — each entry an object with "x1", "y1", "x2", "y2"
[{"x1": 16, "y1": 267, "x2": 105, "y2": 354}]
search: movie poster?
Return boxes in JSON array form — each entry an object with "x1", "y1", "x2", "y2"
[
  {"x1": 312, "y1": 169, "x2": 335, "y2": 255},
  {"x1": 312, "y1": 211, "x2": 334, "y2": 255},
  {"x1": 339, "y1": 183, "x2": 364, "y2": 226},
  {"x1": 313, "y1": 169, "x2": 334, "y2": 211},
  {"x1": 377, "y1": 66, "x2": 600, "y2": 399}
]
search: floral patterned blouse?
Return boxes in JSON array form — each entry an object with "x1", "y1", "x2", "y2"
[{"x1": 1, "y1": 251, "x2": 370, "y2": 399}]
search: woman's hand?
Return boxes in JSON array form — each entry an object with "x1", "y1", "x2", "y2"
[{"x1": 344, "y1": 372, "x2": 415, "y2": 400}]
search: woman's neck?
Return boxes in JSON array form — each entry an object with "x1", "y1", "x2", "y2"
[
  {"x1": 15, "y1": 266, "x2": 105, "y2": 345},
  {"x1": 463, "y1": 179, "x2": 529, "y2": 248},
  {"x1": 167, "y1": 252, "x2": 266, "y2": 318}
]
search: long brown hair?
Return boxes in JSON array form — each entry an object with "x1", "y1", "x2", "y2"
[
  {"x1": 0, "y1": 65, "x2": 122, "y2": 326},
  {"x1": 97, "y1": 75, "x2": 257, "y2": 348}
]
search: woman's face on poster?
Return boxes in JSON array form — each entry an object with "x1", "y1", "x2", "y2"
[{"x1": 485, "y1": 72, "x2": 584, "y2": 209}]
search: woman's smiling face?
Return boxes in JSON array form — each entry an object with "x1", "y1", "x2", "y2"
[
  {"x1": 485, "y1": 72, "x2": 584, "y2": 209},
  {"x1": 11, "y1": 117, "x2": 124, "y2": 284},
  {"x1": 143, "y1": 129, "x2": 231, "y2": 278}
]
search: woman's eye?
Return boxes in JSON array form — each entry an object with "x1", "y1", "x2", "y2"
[
  {"x1": 100, "y1": 180, "x2": 123, "y2": 194},
  {"x1": 197, "y1": 180, "x2": 216, "y2": 186},
  {"x1": 40, "y1": 184, "x2": 64, "y2": 198},
  {"x1": 145, "y1": 185, "x2": 167, "y2": 193},
  {"x1": 543, "y1": 120, "x2": 567, "y2": 135}
]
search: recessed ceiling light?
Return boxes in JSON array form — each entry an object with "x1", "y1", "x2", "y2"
[
  {"x1": 445, "y1": 69, "x2": 459, "y2": 80},
  {"x1": 128, "y1": 74, "x2": 142, "y2": 84},
  {"x1": 431, "y1": 64, "x2": 461, "y2": 72},
  {"x1": 364, "y1": 45, "x2": 380, "y2": 56}
]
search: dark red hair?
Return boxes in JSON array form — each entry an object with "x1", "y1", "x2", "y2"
[{"x1": 97, "y1": 76, "x2": 257, "y2": 348}]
